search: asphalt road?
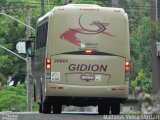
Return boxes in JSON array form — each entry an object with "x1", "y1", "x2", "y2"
[
  {"x1": 0, "y1": 112, "x2": 103, "y2": 120},
  {"x1": 0, "y1": 112, "x2": 160, "y2": 120}
]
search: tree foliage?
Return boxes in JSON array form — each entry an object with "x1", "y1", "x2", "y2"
[
  {"x1": 0, "y1": 73, "x2": 6, "y2": 89},
  {"x1": 130, "y1": 17, "x2": 151, "y2": 80},
  {"x1": 0, "y1": 5, "x2": 26, "y2": 77},
  {"x1": 131, "y1": 69, "x2": 152, "y2": 96},
  {"x1": 72, "y1": 0, "x2": 104, "y2": 5},
  {"x1": 150, "y1": 20, "x2": 160, "y2": 42}
]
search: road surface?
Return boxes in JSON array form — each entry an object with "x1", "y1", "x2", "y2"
[{"x1": 0, "y1": 112, "x2": 160, "y2": 120}]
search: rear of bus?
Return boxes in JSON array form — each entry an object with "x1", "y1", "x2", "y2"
[{"x1": 45, "y1": 4, "x2": 130, "y2": 113}]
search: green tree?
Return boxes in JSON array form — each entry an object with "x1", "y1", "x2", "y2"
[
  {"x1": 131, "y1": 69, "x2": 152, "y2": 96},
  {"x1": 130, "y1": 17, "x2": 151, "y2": 79},
  {"x1": 0, "y1": 6, "x2": 27, "y2": 77},
  {"x1": 129, "y1": 17, "x2": 152, "y2": 95},
  {"x1": 150, "y1": 20, "x2": 160, "y2": 42},
  {"x1": 72, "y1": 0, "x2": 104, "y2": 5}
]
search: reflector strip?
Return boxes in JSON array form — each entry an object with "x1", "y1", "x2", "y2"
[
  {"x1": 118, "y1": 88, "x2": 126, "y2": 90},
  {"x1": 50, "y1": 87, "x2": 57, "y2": 89},
  {"x1": 112, "y1": 88, "x2": 117, "y2": 91},
  {"x1": 58, "y1": 86, "x2": 64, "y2": 90}
]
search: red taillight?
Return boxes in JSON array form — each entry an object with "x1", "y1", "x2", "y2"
[
  {"x1": 84, "y1": 49, "x2": 93, "y2": 54},
  {"x1": 46, "y1": 58, "x2": 51, "y2": 70},
  {"x1": 125, "y1": 61, "x2": 130, "y2": 73}
]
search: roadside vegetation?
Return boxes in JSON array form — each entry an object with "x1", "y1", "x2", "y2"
[{"x1": 0, "y1": 84, "x2": 38, "y2": 112}]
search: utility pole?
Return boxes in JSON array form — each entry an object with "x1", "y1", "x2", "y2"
[
  {"x1": 112, "y1": 0, "x2": 118, "y2": 7},
  {"x1": 41, "y1": 0, "x2": 45, "y2": 16},
  {"x1": 26, "y1": 5, "x2": 31, "y2": 39},
  {"x1": 150, "y1": 0, "x2": 160, "y2": 97},
  {"x1": 26, "y1": 5, "x2": 32, "y2": 112},
  {"x1": 158, "y1": 0, "x2": 160, "y2": 18}
]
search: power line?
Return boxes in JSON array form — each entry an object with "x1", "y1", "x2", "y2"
[
  {"x1": 0, "y1": 4, "x2": 159, "y2": 10},
  {"x1": 0, "y1": 1, "x2": 157, "y2": 8},
  {"x1": 0, "y1": 2, "x2": 62, "y2": 6}
]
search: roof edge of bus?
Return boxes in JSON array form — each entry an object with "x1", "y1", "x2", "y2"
[
  {"x1": 37, "y1": 4, "x2": 126, "y2": 24},
  {"x1": 37, "y1": 11, "x2": 51, "y2": 23},
  {"x1": 54, "y1": 4, "x2": 125, "y2": 12},
  {"x1": 63, "y1": 4, "x2": 101, "y2": 7}
]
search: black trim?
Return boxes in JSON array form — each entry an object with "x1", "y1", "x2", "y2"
[
  {"x1": 46, "y1": 96, "x2": 127, "y2": 106},
  {"x1": 61, "y1": 51, "x2": 125, "y2": 58}
]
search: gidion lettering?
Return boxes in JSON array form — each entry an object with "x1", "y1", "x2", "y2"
[{"x1": 68, "y1": 64, "x2": 107, "y2": 72}]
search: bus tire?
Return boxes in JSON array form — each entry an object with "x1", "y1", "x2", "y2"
[
  {"x1": 42, "y1": 100, "x2": 51, "y2": 114},
  {"x1": 53, "y1": 104, "x2": 62, "y2": 114},
  {"x1": 39, "y1": 103, "x2": 42, "y2": 113},
  {"x1": 39, "y1": 84, "x2": 43, "y2": 113},
  {"x1": 33, "y1": 82, "x2": 36, "y2": 102},
  {"x1": 111, "y1": 103, "x2": 120, "y2": 115},
  {"x1": 98, "y1": 104, "x2": 110, "y2": 115}
]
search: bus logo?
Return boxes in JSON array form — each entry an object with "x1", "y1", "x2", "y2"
[{"x1": 60, "y1": 15, "x2": 115, "y2": 46}]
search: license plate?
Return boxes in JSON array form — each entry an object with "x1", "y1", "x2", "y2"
[{"x1": 81, "y1": 74, "x2": 95, "y2": 80}]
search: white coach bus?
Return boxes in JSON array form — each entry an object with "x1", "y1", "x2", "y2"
[{"x1": 33, "y1": 4, "x2": 130, "y2": 115}]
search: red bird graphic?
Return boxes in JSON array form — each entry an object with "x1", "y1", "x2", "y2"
[{"x1": 60, "y1": 15, "x2": 115, "y2": 46}]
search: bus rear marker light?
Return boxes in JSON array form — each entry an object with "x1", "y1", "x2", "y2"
[{"x1": 46, "y1": 58, "x2": 51, "y2": 70}]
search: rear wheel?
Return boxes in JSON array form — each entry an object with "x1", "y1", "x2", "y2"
[
  {"x1": 42, "y1": 99, "x2": 51, "y2": 114},
  {"x1": 111, "y1": 103, "x2": 120, "y2": 115},
  {"x1": 98, "y1": 104, "x2": 110, "y2": 115},
  {"x1": 53, "y1": 104, "x2": 62, "y2": 114},
  {"x1": 39, "y1": 103, "x2": 42, "y2": 113},
  {"x1": 33, "y1": 83, "x2": 36, "y2": 102}
]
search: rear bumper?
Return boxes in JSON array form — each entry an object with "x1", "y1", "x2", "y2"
[
  {"x1": 45, "y1": 96, "x2": 127, "y2": 106},
  {"x1": 45, "y1": 83, "x2": 129, "y2": 99}
]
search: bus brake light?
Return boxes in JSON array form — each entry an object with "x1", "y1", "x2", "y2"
[
  {"x1": 84, "y1": 50, "x2": 93, "y2": 54},
  {"x1": 46, "y1": 58, "x2": 51, "y2": 70},
  {"x1": 125, "y1": 61, "x2": 130, "y2": 73}
]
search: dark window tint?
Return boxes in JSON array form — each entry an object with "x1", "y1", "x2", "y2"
[{"x1": 36, "y1": 22, "x2": 48, "y2": 49}]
